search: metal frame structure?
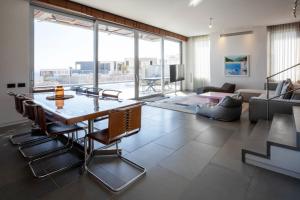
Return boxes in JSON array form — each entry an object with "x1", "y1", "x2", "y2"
[
  {"x1": 83, "y1": 137, "x2": 146, "y2": 193},
  {"x1": 30, "y1": 5, "x2": 184, "y2": 99},
  {"x1": 266, "y1": 62, "x2": 300, "y2": 120},
  {"x1": 29, "y1": 130, "x2": 87, "y2": 178}
]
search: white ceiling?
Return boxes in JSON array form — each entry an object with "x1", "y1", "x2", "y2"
[{"x1": 71, "y1": 0, "x2": 299, "y2": 37}]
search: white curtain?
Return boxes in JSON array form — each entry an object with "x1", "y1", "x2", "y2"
[
  {"x1": 268, "y1": 23, "x2": 300, "y2": 81},
  {"x1": 193, "y1": 35, "x2": 210, "y2": 89}
]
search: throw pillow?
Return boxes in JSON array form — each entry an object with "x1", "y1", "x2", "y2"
[
  {"x1": 274, "y1": 80, "x2": 285, "y2": 96},
  {"x1": 280, "y1": 79, "x2": 294, "y2": 99}
]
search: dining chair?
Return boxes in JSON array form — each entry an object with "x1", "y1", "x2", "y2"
[
  {"x1": 8, "y1": 93, "x2": 48, "y2": 146},
  {"x1": 18, "y1": 100, "x2": 67, "y2": 160},
  {"x1": 28, "y1": 105, "x2": 86, "y2": 178},
  {"x1": 101, "y1": 89, "x2": 122, "y2": 99},
  {"x1": 93, "y1": 90, "x2": 122, "y2": 124},
  {"x1": 82, "y1": 104, "x2": 146, "y2": 192},
  {"x1": 86, "y1": 87, "x2": 102, "y2": 95}
]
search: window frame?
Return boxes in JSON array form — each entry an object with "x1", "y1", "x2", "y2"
[{"x1": 30, "y1": 5, "x2": 183, "y2": 98}]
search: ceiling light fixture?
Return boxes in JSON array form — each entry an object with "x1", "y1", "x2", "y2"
[
  {"x1": 209, "y1": 17, "x2": 213, "y2": 29},
  {"x1": 293, "y1": 0, "x2": 299, "y2": 18},
  {"x1": 189, "y1": 0, "x2": 203, "y2": 7}
]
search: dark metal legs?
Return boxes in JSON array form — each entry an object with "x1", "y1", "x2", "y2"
[
  {"x1": 10, "y1": 129, "x2": 47, "y2": 146},
  {"x1": 28, "y1": 131, "x2": 86, "y2": 178},
  {"x1": 19, "y1": 135, "x2": 67, "y2": 160}
]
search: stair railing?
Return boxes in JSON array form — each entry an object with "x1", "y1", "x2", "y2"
[{"x1": 266, "y1": 63, "x2": 300, "y2": 120}]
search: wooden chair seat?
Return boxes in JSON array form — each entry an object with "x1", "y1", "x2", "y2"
[{"x1": 87, "y1": 128, "x2": 122, "y2": 145}]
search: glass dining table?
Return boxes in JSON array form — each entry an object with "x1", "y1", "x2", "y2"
[{"x1": 25, "y1": 90, "x2": 140, "y2": 137}]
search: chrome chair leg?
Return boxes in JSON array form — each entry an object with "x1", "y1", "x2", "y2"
[
  {"x1": 82, "y1": 139, "x2": 146, "y2": 193},
  {"x1": 10, "y1": 129, "x2": 48, "y2": 146},
  {"x1": 28, "y1": 132, "x2": 84, "y2": 178},
  {"x1": 19, "y1": 134, "x2": 71, "y2": 160}
]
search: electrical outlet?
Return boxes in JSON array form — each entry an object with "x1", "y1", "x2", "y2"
[
  {"x1": 17, "y1": 83, "x2": 26, "y2": 88},
  {"x1": 7, "y1": 83, "x2": 16, "y2": 88}
]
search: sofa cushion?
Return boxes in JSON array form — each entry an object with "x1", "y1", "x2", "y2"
[
  {"x1": 275, "y1": 80, "x2": 285, "y2": 96},
  {"x1": 280, "y1": 79, "x2": 294, "y2": 99}
]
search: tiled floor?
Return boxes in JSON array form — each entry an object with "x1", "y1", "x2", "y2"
[{"x1": 1, "y1": 105, "x2": 300, "y2": 200}]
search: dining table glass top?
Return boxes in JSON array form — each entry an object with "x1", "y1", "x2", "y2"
[{"x1": 26, "y1": 91, "x2": 140, "y2": 124}]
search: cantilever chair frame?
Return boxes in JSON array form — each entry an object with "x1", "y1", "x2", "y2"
[
  {"x1": 28, "y1": 105, "x2": 87, "y2": 178},
  {"x1": 83, "y1": 104, "x2": 146, "y2": 193}
]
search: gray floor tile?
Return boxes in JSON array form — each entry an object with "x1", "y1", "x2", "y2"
[
  {"x1": 180, "y1": 163, "x2": 250, "y2": 200},
  {"x1": 0, "y1": 175, "x2": 58, "y2": 200},
  {"x1": 115, "y1": 166, "x2": 189, "y2": 200},
  {"x1": 160, "y1": 141, "x2": 219, "y2": 180},
  {"x1": 195, "y1": 125, "x2": 234, "y2": 147},
  {"x1": 154, "y1": 126, "x2": 200, "y2": 150},
  {"x1": 124, "y1": 142, "x2": 174, "y2": 169},
  {"x1": 210, "y1": 138, "x2": 258, "y2": 178},
  {"x1": 40, "y1": 175, "x2": 112, "y2": 200},
  {"x1": 246, "y1": 168, "x2": 300, "y2": 200},
  {"x1": 119, "y1": 126, "x2": 166, "y2": 153}
]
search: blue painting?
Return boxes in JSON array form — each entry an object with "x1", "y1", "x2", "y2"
[{"x1": 225, "y1": 55, "x2": 249, "y2": 76}]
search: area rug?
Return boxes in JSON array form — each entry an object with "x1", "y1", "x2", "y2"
[
  {"x1": 147, "y1": 95, "x2": 249, "y2": 114},
  {"x1": 141, "y1": 95, "x2": 170, "y2": 102},
  {"x1": 147, "y1": 95, "x2": 211, "y2": 114}
]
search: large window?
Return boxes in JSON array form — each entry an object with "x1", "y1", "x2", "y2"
[
  {"x1": 164, "y1": 39, "x2": 181, "y2": 92},
  {"x1": 97, "y1": 24, "x2": 135, "y2": 99},
  {"x1": 33, "y1": 8, "x2": 183, "y2": 99},
  {"x1": 139, "y1": 33, "x2": 162, "y2": 97},
  {"x1": 268, "y1": 23, "x2": 300, "y2": 81},
  {"x1": 34, "y1": 9, "x2": 93, "y2": 87}
]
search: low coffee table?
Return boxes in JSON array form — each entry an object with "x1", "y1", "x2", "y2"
[{"x1": 198, "y1": 92, "x2": 235, "y2": 103}]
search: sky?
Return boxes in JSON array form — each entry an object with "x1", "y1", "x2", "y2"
[{"x1": 34, "y1": 20, "x2": 180, "y2": 70}]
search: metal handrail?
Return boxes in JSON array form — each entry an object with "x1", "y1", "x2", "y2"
[
  {"x1": 267, "y1": 87, "x2": 300, "y2": 101},
  {"x1": 266, "y1": 87, "x2": 300, "y2": 120},
  {"x1": 266, "y1": 63, "x2": 300, "y2": 79},
  {"x1": 266, "y1": 62, "x2": 300, "y2": 120}
]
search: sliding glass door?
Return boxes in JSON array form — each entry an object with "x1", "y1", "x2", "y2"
[
  {"x1": 138, "y1": 32, "x2": 162, "y2": 97},
  {"x1": 33, "y1": 7, "x2": 182, "y2": 99},
  {"x1": 164, "y1": 39, "x2": 182, "y2": 93},
  {"x1": 33, "y1": 9, "x2": 93, "y2": 88},
  {"x1": 97, "y1": 24, "x2": 135, "y2": 99}
]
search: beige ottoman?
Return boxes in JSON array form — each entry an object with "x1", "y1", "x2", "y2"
[{"x1": 235, "y1": 89, "x2": 265, "y2": 102}]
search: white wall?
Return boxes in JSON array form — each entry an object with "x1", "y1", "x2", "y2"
[
  {"x1": 185, "y1": 38, "x2": 195, "y2": 91},
  {"x1": 0, "y1": 0, "x2": 30, "y2": 127},
  {"x1": 210, "y1": 27, "x2": 268, "y2": 90}
]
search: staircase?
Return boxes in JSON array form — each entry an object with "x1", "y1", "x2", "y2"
[{"x1": 242, "y1": 106, "x2": 300, "y2": 179}]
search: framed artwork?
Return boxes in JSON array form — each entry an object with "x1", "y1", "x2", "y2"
[{"x1": 224, "y1": 55, "x2": 249, "y2": 76}]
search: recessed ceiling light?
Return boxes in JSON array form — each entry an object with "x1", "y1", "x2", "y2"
[
  {"x1": 209, "y1": 17, "x2": 213, "y2": 29},
  {"x1": 189, "y1": 0, "x2": 203, "y2": 7}
]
